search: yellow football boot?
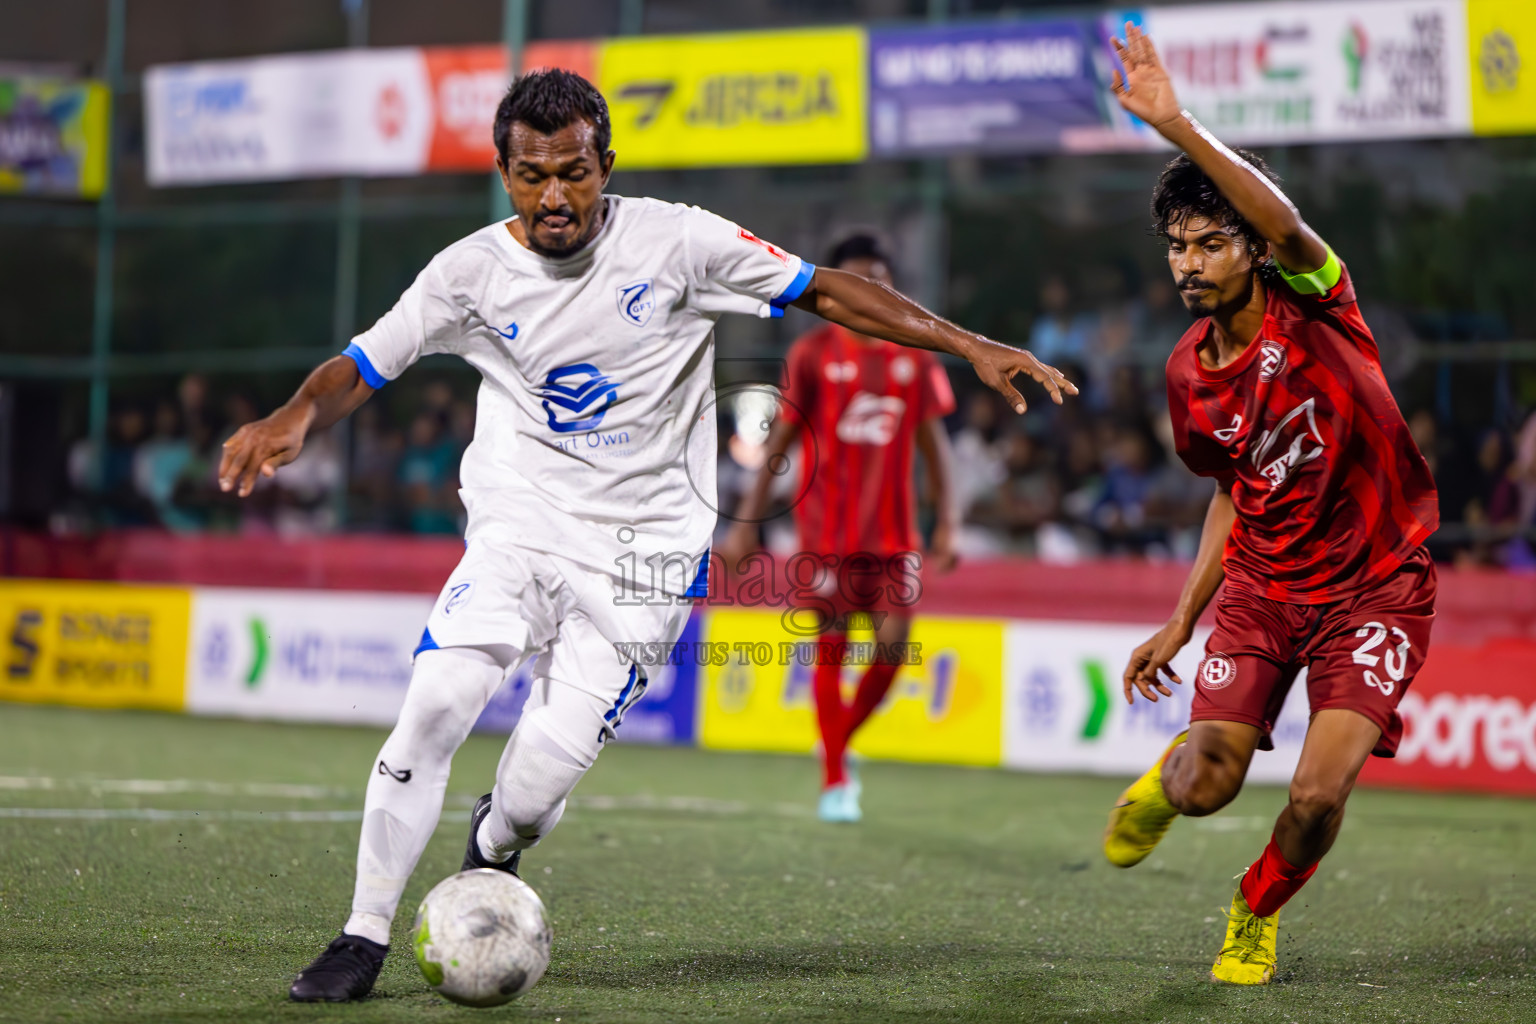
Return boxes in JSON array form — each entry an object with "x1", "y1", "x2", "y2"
[
  {"x1": 1103, "y1": 729, "x2": 1186, "y2": 868},
  {"x1": 1210, "y1": 887, "x2": 1279, "y2": 985}
]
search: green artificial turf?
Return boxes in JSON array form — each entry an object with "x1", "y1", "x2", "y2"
[{"x1": 0, "y1": 703, "x2": 1531, "y2": 1023}]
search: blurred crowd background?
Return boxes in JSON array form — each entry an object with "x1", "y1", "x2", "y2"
[{"x1": 6, "y1": 0, "x2": 1536, "y2": 569}]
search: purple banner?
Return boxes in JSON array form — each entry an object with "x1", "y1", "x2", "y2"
[{"x1": 869, "y1": 19, "x2": 1110, "y2": 156}]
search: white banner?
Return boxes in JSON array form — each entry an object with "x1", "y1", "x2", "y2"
[
  {"x1": 1127, "y1": 0, "x2": 1471, "y2": 145},
  {"x1": 144, "y1": 46, "x2": 508, "y2": 185},
  {"x1": 1003, "y1": 620, "x2": 1310, "y2": 784},
  {"x1": 187, "y1": 587, "x2": 434, "y2": 725}
]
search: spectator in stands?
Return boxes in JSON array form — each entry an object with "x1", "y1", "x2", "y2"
[
  {"x1": 398, "y1": 411, "x2": 460, "y2": 535},
  {"x1": 347, "y1": 403, "x2": 404, "y2": 531},
  {"x1": 949, "y1": 389, "x2": 1010, "y2": 555},
  {"x1": 133, "y1": 399, "x2": 194, "y2": 530},
  {"x1": 1092, "y1": 423, "x2": 1162, "y2": 555},
  {"x1": 1028, "y1": 274, "x2": 1089, "y2": 367}
]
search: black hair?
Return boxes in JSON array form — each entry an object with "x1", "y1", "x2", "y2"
[
  {"x1": 493, "y1": 68, "x2": 611, "y2": 164},
  {"x1": 825, "y1": 229, "x2": 896, "y2": 274},
  {"x1": 1150, "y1": 150, "x2": 1280, "y2": 254}
]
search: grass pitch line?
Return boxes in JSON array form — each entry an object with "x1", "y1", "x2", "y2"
[{"x1": 0, "y1": 775, "x2": 346, "y2": 799}]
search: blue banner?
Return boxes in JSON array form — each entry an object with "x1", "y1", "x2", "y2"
[{"x1": 869, "y1": 19, "x2": 1110, "y2": 156}]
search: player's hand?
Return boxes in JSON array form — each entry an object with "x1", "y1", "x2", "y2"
[
  {"x1": 927, "y1": 521, "x2": 959, "y2": 573},
  {"x1": 218, "y1": 405, "x2": 311, "y2": 497},
  {"x1": 715, "y1": 522, "x2": 760, "y2": 576},
  {"x1": 1123, "y1": 619, "x2": 1191, "y2": 704},
  {"x1": 969, "y1": 340, "x2": 1077, "y2": 415},
  {"x1": 1111, "y1": 23, "x2": 1182, "y2": 130}
]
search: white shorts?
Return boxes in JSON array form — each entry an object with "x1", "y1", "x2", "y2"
[{"x1": 416, "y1": 538, "x2": 692, "y2": 750}]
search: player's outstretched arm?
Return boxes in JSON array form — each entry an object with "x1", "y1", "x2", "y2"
[
  {"x1": 1123, "y1": 486, "x2": 1234, "y2": 704},
  {"x1": 790, "y1": 269, "x2": 1077, "y2": 415},
  {"x1": 1111, "y1": 23, "x2": 1329, "y2": 275},
  {"x1": 218, "y1": 355, "x2": 374, "y2": 497}
]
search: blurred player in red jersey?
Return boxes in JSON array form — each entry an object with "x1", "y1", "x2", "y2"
[
  {"x1": 1100, "y1": 26, "x2": 1439, "y2": 984},
  {"x1": 722, "y1": 232, "x2": 960, "y2": 823}
]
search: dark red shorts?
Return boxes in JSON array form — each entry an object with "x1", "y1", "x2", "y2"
[{"x1": 1191, "y1": 546, "x2": 1437, "y2": 757}]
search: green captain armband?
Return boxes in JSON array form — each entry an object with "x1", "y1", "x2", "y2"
[{"x1": 1275, "y1": 247, "x2": 1342, "y2": 297}]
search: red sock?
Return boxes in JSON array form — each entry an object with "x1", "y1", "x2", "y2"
[
  {"x1": 842, "y1": 660, "x2": 900, "y2": 744},
  {"x1": 1240, "y1": 835, "x2": 1319, "y2": 917},
  {"x1": 812, "y1": 632, "x2": 848, "y2": 789}
]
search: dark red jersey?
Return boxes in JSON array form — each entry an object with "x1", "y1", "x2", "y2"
[
  {"x1": 1166, "y1": 256, "x2": 1439, "y2": 603},
  {"x1": 780, "y1": 324, "x2": 956, "y2": 556}
]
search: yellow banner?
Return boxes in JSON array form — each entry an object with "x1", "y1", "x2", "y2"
[
  {"x1": 0, "y1": 581, "x2": 189, "y2": 711},
  {"x1": 598, "y1": 27, "x2": 866, "y2": 170},
  {"x1": 0, "y1": 79, "x2": 110, "y2": 198},
  {"x1": 1469, "y1": 0, "x2": 1536, "y2": 135},
  {"x1": 699, "y1": 610, "x2": 1002, "y2": 767}
]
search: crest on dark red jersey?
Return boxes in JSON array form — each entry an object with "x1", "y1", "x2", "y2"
[{"x1": 1259, "y1": 339, "x2": 1287, "y2": 382}]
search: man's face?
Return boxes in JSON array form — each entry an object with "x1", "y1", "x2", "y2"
[
  {"x1": 496, "y1": 119, "x2": 615, "y2": 257},
  {"x1": 836, "y1": 255, "x2": 894, "y2": 288},
  {"x1": 1164, "y1": 214, "x2": 1265, "y2": 319}
]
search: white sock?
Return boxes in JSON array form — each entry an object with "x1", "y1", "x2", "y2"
[
  {"x1": 348, "y1": 646, "x2": 506, "y2": 928},
  {"x1": 342, "y1": 911, "x2": 391, "y2": 946},
  {"x1": 477, "y1": 705, "x2": 593, "y2": 860}
]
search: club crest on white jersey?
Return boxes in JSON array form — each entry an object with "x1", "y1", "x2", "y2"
[{"x1": 616, "y1": 279, "x2": 655, "y2": 327}]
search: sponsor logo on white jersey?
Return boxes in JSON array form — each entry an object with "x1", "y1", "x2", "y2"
[
  {"x1": 1251, "y1": 398, "x2": 1326, "y2": 489},
  {"x1": 1258, "y1": 339, "x2": 1287, "y2": 381},
  {"x1": 836, "y1": 391, "x2": 906, "y2": 445}
]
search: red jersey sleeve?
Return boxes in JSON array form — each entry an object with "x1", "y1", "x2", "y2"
[{"x1": 916, "y1": 353, "x2": 956, "y2": 421}]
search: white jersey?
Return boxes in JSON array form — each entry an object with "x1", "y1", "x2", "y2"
[{"x1": 345, "y1": 195, "x2": 813, "y2": 595}]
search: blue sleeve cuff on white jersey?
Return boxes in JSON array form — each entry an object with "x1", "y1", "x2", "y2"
[
  {"x1": 768, "y1": 260, "x2": 816, "y2": 319},
  {"x1": 342, "y1": 341, "x2": 389, "y2": 389}
]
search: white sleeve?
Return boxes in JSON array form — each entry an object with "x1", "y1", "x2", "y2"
[
  {"x1": 683, "y1": 206, "x2": 815, "y2": 320},
  {"x1": 342, "y1": 257, "x2": 469, "y2": 386}
]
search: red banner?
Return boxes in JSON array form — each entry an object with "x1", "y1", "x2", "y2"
[
  {"x1": 1360, "y1": 638, "x2": 1536, "y2": 795},
  {"x1": 424, "y1": 45, "x2": 509, "y2": 172}
]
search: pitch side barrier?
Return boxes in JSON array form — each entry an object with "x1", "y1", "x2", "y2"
[{"x1": 2, "y1": 532, "x2": 1533, "y2": 795}]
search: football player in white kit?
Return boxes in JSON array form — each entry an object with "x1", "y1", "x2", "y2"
[{"x1": 218, "y1": 70, "x2": 1075, "y2": 1002}]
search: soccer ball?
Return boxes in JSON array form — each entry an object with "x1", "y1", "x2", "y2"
[{"x1": 412, "y1": 869, "x2": 552, "y2": 1007}]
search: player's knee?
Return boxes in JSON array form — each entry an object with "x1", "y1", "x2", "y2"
[
  {"x1": 1167, "y1": 745, "x2": 1245, "y2": 816},
  {"x1": 1287, "y1": 779, "x2": 1349, "y2": 830}
]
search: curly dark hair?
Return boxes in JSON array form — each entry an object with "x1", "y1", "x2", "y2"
[
  {"x1": 492, "y1": 68, "x2": 611, "y2": 164},
  {"x1": 824, "y1": 229, "x2": 896, "y2": 274},
  {"x1": 1150, "y1": 150, "x2": 1280, "y2": 254}
]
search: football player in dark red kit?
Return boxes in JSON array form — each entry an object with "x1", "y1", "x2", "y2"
[
  {"x1": 722, "y1": 231, "x2": 960, "y2": 823},
  {"x1": 1100, "y1": 25, "x2": 1439, "y2": 984}
]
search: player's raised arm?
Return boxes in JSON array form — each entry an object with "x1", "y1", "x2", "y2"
[
  {"x1": 217, "y1": 356, "x2": 374, "y2": 497},
  {"x1": 790, "y1": 269, "x2": 1077, "y2": 415},
  {"x1": 1111, "y1": 23, "x2": 1329, "y2": 276}
]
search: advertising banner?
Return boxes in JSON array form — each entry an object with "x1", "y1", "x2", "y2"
[
  {"x1": 0, "y1": 580, "x2": 189, "y2": 711},
  {"x1": 598, "y1": 28, "x2": 867, "y2": 169},
  {"x1": 1003, "y1": 620, "x2": 1311, "y2": 785},
  {"x1": 868, "y1": 19, "x2": 1109, "y2": 156},
  {"x1": 1467, "y1": 0, "x2": 1536, "y2": 135},
  {"x1": 186, "y1": 586, "x2": 698, "y2": 743},
  {"x1": 187, "y1": 587, "x2": 432, "y2": 725},
  {"x1": 1136, "y1": 0, "x2": 1472, "y2": 145},
  {"x1": 699, "y1": 609, "x2": 1004, "y2": 766},
  {"x1": 0, "y1": 77, "x2": 110, "y2": 198},
  {"x1": 1360, "y1": 639, "x2": 1536, "y2": 795},
  {"x1": 144, "y1": 45, "x2": 507, "y2": 185}
]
